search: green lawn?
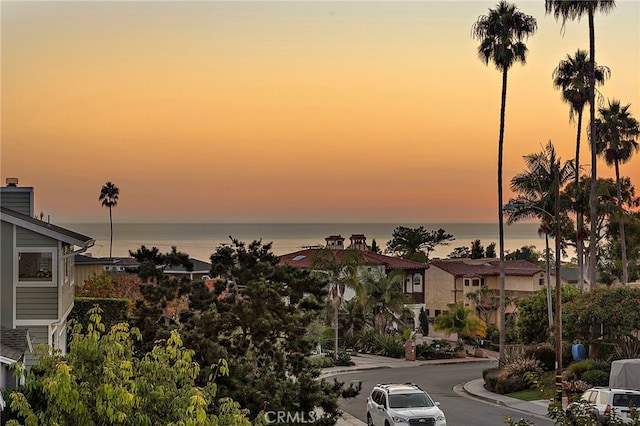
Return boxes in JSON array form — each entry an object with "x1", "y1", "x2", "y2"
[{"x1": 507, "y1": 372, "x2": 556, "y2": 401}]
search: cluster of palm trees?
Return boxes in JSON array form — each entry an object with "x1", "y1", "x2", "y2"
[
  {"x1": 310, "y1": 248, "x2": 411, "y2": 359},
  {"x1": 472, "y1": 0, "x2": 639, "y2": 361}
]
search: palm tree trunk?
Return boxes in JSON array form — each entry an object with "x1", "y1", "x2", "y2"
[
  {"x1": 334, "y1": 295, "x2": 339, "y2": 361},
  {"x1": 587, "y1": 7, "x2": 598, "y2": 290},
  {"x1": 109, "y1": 206, "x2": 113, "y2": 259},
  {"x1": 575, "y1": 110, "x2": 585, "y2": 293},
  {"x1": 545, "y1": 233, "x2": 553, "y2": 328},
  {"x1": 615, "y1": 161, "x2": 629, "y2": 285},
  {"x1": 498, "y1": 66, "x2": 508, "y2": 365}
]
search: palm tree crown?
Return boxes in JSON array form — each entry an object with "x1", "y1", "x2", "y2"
[
  {"x1": 595, "y1": 100, "x2": 640, "y2": 167},
  {"x1": 472, "y1": 1, "x2": 537, "y2": 72},
  {"x1": 553, "y1": 49, "x2": 609, "y2": 122}
]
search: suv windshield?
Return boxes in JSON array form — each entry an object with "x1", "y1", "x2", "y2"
[
  {"x1": 612, "y1": 394, "x2": 640, "y2": 407},
  {"x1": 389, "y1": 393, "x2": 434, "y2": 409}
]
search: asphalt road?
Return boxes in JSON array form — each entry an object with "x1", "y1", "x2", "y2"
[{"x1": 334, "y1": 362, "x2": 554, "y2": 426}]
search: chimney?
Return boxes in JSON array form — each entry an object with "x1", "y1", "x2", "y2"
[{"x1": 0, "y1": 178, "x2": 34, "y2": 216}]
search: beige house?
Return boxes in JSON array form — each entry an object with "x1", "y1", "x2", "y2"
[
  {"x1": 278, "y1": 234, "x2": 428, "y2": 329},
  {"x1": 425, "y1": 258, "x2": 545, "y2": 328}
]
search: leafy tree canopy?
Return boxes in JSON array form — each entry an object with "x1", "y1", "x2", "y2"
[
  {"x1": 386, "y1": 226, "x2": 454, "y2": 262},
  {"x1": 5, "y1": 308, "x2": 253, "y2": 426}
]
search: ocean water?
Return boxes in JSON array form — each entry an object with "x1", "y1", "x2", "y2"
[{"x1": 62, "y1": 222, "x2": 548, "y2": 262}]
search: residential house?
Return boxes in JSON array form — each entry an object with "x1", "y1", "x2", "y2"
[
  {"x1": 278, "y1": 234, "x2": 428, "y2": 329},
  {"x1": 425, "y1": 258, "x2": 545, "y2": 329},
  {"x1": 0, "y1": 178, "x2": 94, "y2": 378},
  {"x1": 0, "y1": 327, "x2": 33, "y2": 389}
]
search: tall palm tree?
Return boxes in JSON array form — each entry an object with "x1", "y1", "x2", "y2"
[
  {"x1": 595, "y1": 100, "x2": 640, "y2": 285},
  {"x1": 472, "y1": 1, "x2": 537, "y2": 362},
  {"x1": 310, "y1": 248, "x2": 364, "y2": 360},
  {"x1": 552, "y1": 49, "x2": 610, "y2": 293},
  {"x1": 546, "y1": 0, "x2": 616, "y2": 290},
  {"x1": 362, "y1": 269, "x2": 409, "y2": 333},
  {"x1": 99, "y1": 181, "x2": 119, "y2": 258},
  {"x1": 506, "y1": 141, "x2": 574, "y2": 329}
]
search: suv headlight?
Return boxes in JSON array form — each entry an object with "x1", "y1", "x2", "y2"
[
  {"x1": 391, "y1": 414, "x2": 409, "y2": 423},
  {"x1": 436, "y1": 412, "x2": 446, "y2": 421}
]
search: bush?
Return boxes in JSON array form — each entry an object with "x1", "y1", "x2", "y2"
[
  {"x1": 483, "y1": 367, "x2": 502, "y2": 392},
  {"x1": 375, "y1": 334, "x2": 404, "y2": 358},
  {"x1": 492, "y1": 358, "x2": 544, "y2": 394},
  {"x1": 325, "y1": 351, "x2": 353, "y2": 366},
  {"x1": 416, "y1": 343, "x2": 436, "y2": 360},
  {"x1": 563, "y1": 359, "x2": 595, "y2": 381},
  {"x1": 307, "y1": 356, "x2": 334, "y2": 368},
  {"x1": 581, "y1": 369, "x2": 609, "y2": 387},
  {"x1": 70, "y1": 298, "x2": 130, "y2": 331},
  {"x1": 526, "y1": 344, "x2": 555, "y2": 372}
]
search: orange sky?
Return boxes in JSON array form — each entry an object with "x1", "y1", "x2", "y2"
[{"x1": 2, "y1": 1, "x2": 639, "y2": 223}]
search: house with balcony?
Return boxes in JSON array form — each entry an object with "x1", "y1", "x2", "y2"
[
  {"x1": 278, "y1": 234, "x2": 428, "y2": 328},
  {"x1": 425, "y1": 258, "x2": 545, "y2": 331},
  {"x1": 0, "y1": 178, "x2": 94, "y2": 388}
]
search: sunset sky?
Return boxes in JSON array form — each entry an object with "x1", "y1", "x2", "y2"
[{"x1": 2, "y1": 0, "x2": 639, "y2": 224}]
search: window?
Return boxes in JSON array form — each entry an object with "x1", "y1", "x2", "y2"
[
  {"x1": 18, "y1": 250, "x2": 55, "y2": 284},
  {"x1": 412, "y1": 274, "x2": 422, "y2": 291},
  {"x1": 435, "y1": 309, "x2": 441, "y2": 317},
  {"x1": 539, "y1": 278, "x2": 545, "y2": 286},
  {"x1": 464, "y1": 278, "x2": 470, "y2": 287},
  {"x1": 472, "y1": 278, "x2": 481, "y2": 286}
]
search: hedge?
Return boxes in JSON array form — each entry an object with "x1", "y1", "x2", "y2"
[{"x1": 69, "y1": 297, "x2": 130, "y2": 331}]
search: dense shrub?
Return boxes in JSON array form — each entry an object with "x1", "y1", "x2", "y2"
[
  {"x1": 70, "y1": 298, "x2": 130, "y2": 331},
  {"x1": 483, "y1": 367, "x2": 502, "y2": 392},
  {"x1": 416, "y1": 343, "x2": 436, "y2": 360},
  {"x1": 525, "y1": 344, "x2": 555, "y2": 372},
  {"x1": 563, "y1": 359, "x2": 595, "y2": 381},
  {"x1": 307, "y1": 356, "x2": 334, "y2": 368},
  {"x1": 326, "y1": 351, "x2": 353, "y2": 366},
  {"x1": 487, "y1": 358, "x2": 543, "y2": 395},
  {"x1": 581, "y1": 369, "x2": 609, "y2": 387},
  {"x1": 354, "y1": 331, "x2": 404, "y2": 358}
]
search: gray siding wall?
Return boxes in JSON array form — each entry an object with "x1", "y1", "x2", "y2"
[
  {"x1": 17, "y1": 325, "x2": 48, "y2": 368},
  {"x1": 16, "y1": 287, "x2": 58, "y2": 320},
  {"x1": 61, "y1": 253, "x2": 74, "y2": 319},
  {"x1": 0, "y1": 188, "x2": 33, "y2": 216},
  {"x1": 16, "y1": 227, "x2": 56, "y2": 247},
  {"x1": 1, "y1": 221, "x2": 14, "y2": 327}
]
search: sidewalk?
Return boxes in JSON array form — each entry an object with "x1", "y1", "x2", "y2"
[{"x1": 323, "y1": 348, "x2": 553, "y2": 426}]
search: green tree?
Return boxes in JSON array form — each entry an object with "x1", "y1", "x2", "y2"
[
  {"x1": 434, "y1": 301, "x2": 487, "y2": 340},
  {"x1": 180, "y1": 239, "x2": 348, "y2": 422},
  {"x1": 448, "y1": 246, "x2": 471, "y2": 259},
  {"x1": 465, "y1": 286, "x2": 501, "y2": 328},
  {"x1": 310, "y1": 248, "x2": 364, "y2": 360},
  {"x1": 564, "y1": 286, "x2": 640, "y2": 350},
  {"x1": 98, "y1": 181, "x2": 119, "y2": 258},
  {"x1": 553, "y1": 49, "x2": 610, "y2": 293},
  {"x1": 370, "y1": 238, "x2": 381, "y2": 254},
  {"x1": 418, "y1": 307, "x2": 429, "y2": 336},
  {"x1": 485, "y1": 242, "x2": 497, "y2": 258},
  {"x1": 546, "y1": 0, "x2": 616, "y2": 290},
  {"x1": 472, "y1": 0, "x2": 537, "y2": 361},
  {"x1": 386, "y1": 226, "x2": 454, "y2": 262},
  {"x1": 362, "y1": 269, "x2": 409, "y2": 333},
  {"x1": 595, "y1": 100, "x2": 640, "y2": 285},
  {"x1": 470, "y1": 240, "x2": 484, "y2": 259},
  {"x1": 5, "y1": 308, "x2": 253, "y2": 426},
  {"x1": 130, "y1": 245, "x2": 194, "y2": 349}
]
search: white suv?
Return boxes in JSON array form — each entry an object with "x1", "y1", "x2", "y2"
[
  {"x1": 366, "y1": 383, "x2": 447, "y2": 426},
  {"x1": 578, "y1": 387, "x2": 640, "y2": 424}
]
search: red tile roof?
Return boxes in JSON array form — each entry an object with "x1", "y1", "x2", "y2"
[
  {"x1": 429, "y1": 259, "x2": 542, "y2": 277},
  {"x1": 278, "y1": 248, "x2": 427, "y2": 271}
]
